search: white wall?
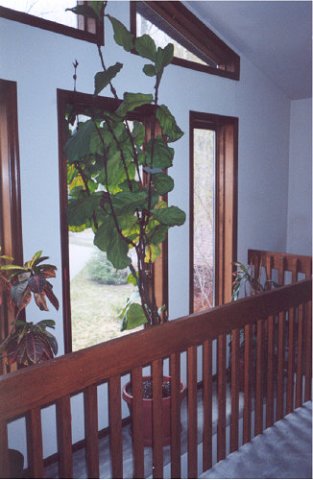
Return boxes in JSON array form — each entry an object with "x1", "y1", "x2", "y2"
[
  {"x1": 287, "y1": 98, "x2": 312, "y2": 255},
  {"x1": 1, "y1": 1, "x2": 293, "y2": 458}
]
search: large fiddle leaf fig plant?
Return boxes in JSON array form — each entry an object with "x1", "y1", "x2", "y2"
[
  {"x1": 0, "y1": 249, "x2": 59, "y2": 367},
  {"x1": 65, "y1": 2, "x2": 185, "y2": 330}
]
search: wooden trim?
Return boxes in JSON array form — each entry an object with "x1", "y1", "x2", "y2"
[
  {"x1": 57, "y1": 89, "x2": 168, "y2": 352},
  {"x1": 189, "y1": 111, "x2": 238, "y2": 312},
  {"x1": 0, "y1": 278, "x2": 310, "y2": 421},
  {"x1": 0, "y1": 79, "x2": 23, "y2": 374},
  {"x1": 0, "y1": 4, "x2": 104, "y2": 45},
  {"x1": 130, "y1": 1, "x2": 240, "y2": 80}
]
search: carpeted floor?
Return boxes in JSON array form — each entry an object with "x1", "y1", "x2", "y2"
[{"x1": 200, "y1": 401, "x2": 312, "y2": 479}]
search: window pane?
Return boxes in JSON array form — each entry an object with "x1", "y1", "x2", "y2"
[
  {"x1": 0, "y1": 0, "x2": 77, "y2": 27},
  {"x1": 69, "y1": 230, "x2": 137, "y2": 351},
  {"x1": 193, "y1": 129, "x2": 215, "y2": 312},
  {"x1": 136, "y1": 13, "x2": 208, "y2": 67}
]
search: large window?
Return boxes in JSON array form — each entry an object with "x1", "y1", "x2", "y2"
[
  {"x1": 0, "y1": 1, "x2": 103, "y2": 44},
  {"x1": 130, "y1": 1, "x2": 240, "y2": 80},
  {"x1": 190, "y1": 112, "x2": 238, "y2": 312},
  {"x1": 58, "y1": 90, "x2": 167, "y2": 352},
  {"x1": 0, "y1": 79, "x2": 23, "y2": 373}
]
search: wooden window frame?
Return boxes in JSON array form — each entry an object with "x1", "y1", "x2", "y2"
[
  {"x1": 130, "y1": 1, "x2": 240, "y2": 80},
  {"x1": 0, "y1": 1, "x2": 104, "y2": 45},
  {"x1": 0, "y1": 79, "x2": 23, "y2": 373},
  {"x1": 57, "y1": 89, "x2": 168, "y2": 353},
  {"x1": 189, "y1": 111, "x2": 238, "y2": 312}
]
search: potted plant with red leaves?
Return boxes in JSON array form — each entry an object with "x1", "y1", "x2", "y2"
[{"x1": 0, "y1": 249, "x2": 59, "y2": 367}]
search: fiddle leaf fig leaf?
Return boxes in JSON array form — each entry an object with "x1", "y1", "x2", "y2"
[
  {"x1": 94, "y1": 62, "x2": 123, "y2": 95},
  {"x1": 106, "y1": 231, "x2": 131, "y2": 269},
  {"x1": 111, "y1": 191, "x2": 147, "y2": 214},
  {"x1": 155, "y1": 43, "x2": 174, "y2": 72},
  {"x1": 66, "y1": 4, "x2": 99, "y2": 19},
  {"x1": 94, "y1": 216, "x2": 115, "y2": 252},
  {"x1": 64, "y1": 120, "x2": 97, "y2": 163},
  {"x1": 107, "y1": 15, "x2": 134, "y2": 52},
  {"x1": 68, "y1": 193, "x2": 101, "y2": 228},
  {"x1": 152, "y1": 206, "x2": 186, "y2": 226},
  {"x1": 135, "y1": 34, "x2": 157, "y2": 61},
  {"x1": 148, "y1": 224, "x2": 169, "y2": 245},
  {"x1": 146, "y1": 138, "x2": 174, "y2": 168},
  {"x1": 116, "y1": 92, "x2": 153, "y2": 118},
  {"x1": 156, "y1": 105, "x2": 184, "y2": 142},
  {"x1": 143, "y1": 64, "x2": 157, "y2": 77},
  {"x1": 132, "y1": 121, "x2": 145, "y2": 146},
  {"x1": 121, "y1": 302, "x2": 147, "y2": 331},
  {"x1": 152, "y1": 173, "x2": 174, "y2": 195}
]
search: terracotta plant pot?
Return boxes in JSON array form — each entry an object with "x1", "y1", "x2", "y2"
[{"x1": 122, "y1": 375, "x2": 185, "y2": 447}]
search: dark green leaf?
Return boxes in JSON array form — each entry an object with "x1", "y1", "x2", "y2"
[
  {"x1": 132, "y1": 121, "x2": 145, "y2": 146},
  {"x1": 94, "y1": 62, "x2": 123, "y2": 95},
  {"x1": 106, "y1": 232, "x2": 131, "y2": 269},
  {"x1": 66, "y1": 5, "x2": 99, "y2": 19},
  {"x1": 156, "y1": 105, "x2": 184, "y2": 142},
  {"x1": 68, "y1": 193, "x2": 101, "y2": 227},
  {"x1": 107, "y1": 15, "x2": 134, "y2": 52},
  {"x1": 146, "y1": 138, "x2": 174, "y2": 168},
  {"x1": 135, "y1": 34, "x2": 157, "y2": 61},
  {"x1": 112, "y1": 191, "x2": 147, "y2": 214},
  {"x1": 148, "y1": 224, "x2": 169, "y2": 245},
  {"x1": 152, "y1": 173, "x2": 174, "y2": 195},
  {"x1": 64, "y1": 120, "x2": 97, "y2": 163},
  {"x1": 116, "y1": 92, "x2": 153, "y2": 118},
  {"x1": 152, "y1": 206, "x2": 186, "y2": 226},
  {"x1": 143, "y1": 64, "x2": 157, "y2": 77},
  {"x1": 94, "y1": 216, "x2": 115, "y2": 252},
  {"x1": 155, "y1": 43, "x2": 174, "y2": 72},
  {"x1": 121, "y1": 302, "x2": 147, "y2": 330}
]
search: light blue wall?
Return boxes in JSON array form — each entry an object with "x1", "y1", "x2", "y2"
[
  {"x1": 0, "y1": 0, "x2": 297, "y2": 458},
  {"x1": 287, "y1": 98, "x2": 312, "y2": 255}
]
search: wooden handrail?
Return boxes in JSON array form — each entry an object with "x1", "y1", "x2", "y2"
[
  {"x1": 248, "y1": 249, "x2": 312, "y2": 280},
  {"x1": 0, "y1": 279, "x2": 311, "y2": 422},
  {"x1": 0, "y1": 266, "x2": 311, "y2": 479}
]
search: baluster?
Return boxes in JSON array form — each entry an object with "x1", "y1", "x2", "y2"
[
  {"x1": 131, "y1": 367, "x2": 144, "y2": 479},
  {"x1": 266, "y1": 315, "x2": 275, "y2": 427},
  {"x1": 217, "y1": 334, "x2": 226, "y2": 461},
  {"x1": 109, "y1": 376, "x2": 123, "y2": 479},
  {"x1": 26, "y1": 407, "x2": 44, "y2": 478},
  {"x1": 230, "y1": 329, "x2": 239, "y2": 453},
  {"x1": 243, "y1": 324, "x2": 252, "y2": 444},
  {"x1": 170, "y1": 352, "x2": 181, "y2": 479},
  {"x1": 187, "y1": 345, "x2": 198, "y2": 478},
  {"x1": 84, "y1": 384, "x2": 99, "y2": 478},
  {"x1": 304, "y1": 300, "x2": 312, "y2": 402},
  {"x1": 202, "y1": 339, "x2": 213, "y2": 470},
  {"x1": 56, "y1": 395, "x2": 73, "y2": 478},
  {"x1": 255, "y1": 319, "x2": 264, "y2": 435},
  {"x1": 152, "y1": 358, "x2": 163, "y2": 479},
  {"x1": 276, "y1": 310, "x2": 286, "y2": 420},
  {"x1": 0, "y1": 419, "x2": 9, "y2": 478},
  {"x1": 295, "y1": 304, "x2": 304, "y2": 407},
  {"x1": 286, "y1": 306, "x2": 295, "y2": 414}
]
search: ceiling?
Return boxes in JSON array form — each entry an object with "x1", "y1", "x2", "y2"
[{"x1": 184, "y1": 1, "x2": 312, "y2": 99}]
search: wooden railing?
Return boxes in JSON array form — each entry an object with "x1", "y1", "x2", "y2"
[
  {"x1": 0, "y1": 252, "x2": 311, "y2": 479},
  {"x1": 248, "y1": 248, "x2": 312, "y2": 284}
]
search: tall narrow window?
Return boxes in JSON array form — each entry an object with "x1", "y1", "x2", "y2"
[
  {"x1": 192, "y1": 128, "x2": 216, "y2": 312},
  {"x1": 58, "y1": 90, "x2": 167, "y2": 353},
  {"x1": 190, "y1": 112, "x2": 238, "y2": 312},
  {"x1": 0, "y1": 79, "x2": 23, "y2": 373}
]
